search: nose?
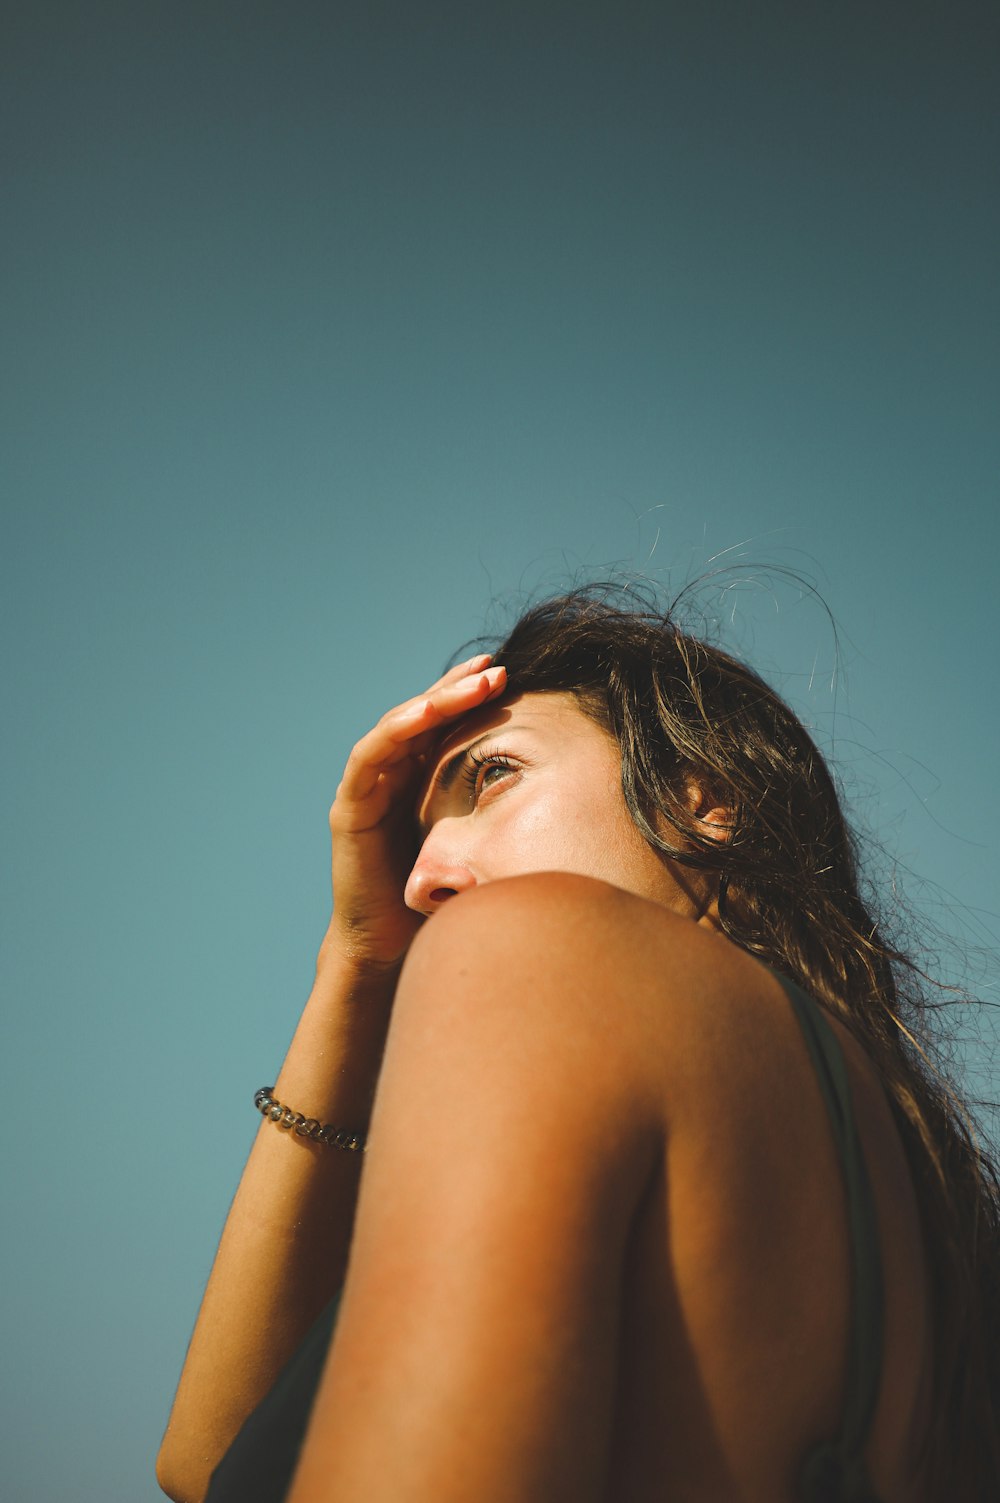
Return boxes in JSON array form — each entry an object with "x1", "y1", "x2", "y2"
[{"x1": 403, "y1": 833, "x2": 478, "y2": 916}]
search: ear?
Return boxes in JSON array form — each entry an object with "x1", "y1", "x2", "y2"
[{"x1": 686, "y1": 783, "x2": 732, "y2": 844}]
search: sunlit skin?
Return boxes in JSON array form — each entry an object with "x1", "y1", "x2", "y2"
[{"x1": 406, "y1": 690, "x2": 723, "y2": 922}]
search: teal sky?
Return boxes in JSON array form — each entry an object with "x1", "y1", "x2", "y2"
[{"x1": 3, "y1": 4, "x2": 998, "y2": 1499}]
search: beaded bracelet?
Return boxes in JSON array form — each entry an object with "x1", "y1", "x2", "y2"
[{"x1": 253, "y1": 1087, "x2": 367, "y2": 1153}]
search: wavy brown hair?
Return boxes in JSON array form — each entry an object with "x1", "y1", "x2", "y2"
[{"x1": 481, "y1": 584, "x2": 999, "y2": 1497}]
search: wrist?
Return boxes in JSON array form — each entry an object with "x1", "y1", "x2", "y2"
[
  {"x1": 272, "y1": 963, "x2": 395, "y2": 1134},
  {"x1": 315, "y1": 923, "x2": 405, "y2": 1000}
]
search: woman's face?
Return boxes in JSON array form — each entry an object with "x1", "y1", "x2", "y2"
[{"x1": 405, "y1": 691, "x2": 715, "y2": 923}]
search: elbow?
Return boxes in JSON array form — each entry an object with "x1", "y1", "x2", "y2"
[
  {"x1": 154, "y1": 1449, "x2": 182, "y2": 1502},
  {"x1": 155, "y1": 1438, "x2": 207, "y2": 1503}
]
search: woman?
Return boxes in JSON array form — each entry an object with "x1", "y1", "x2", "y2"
[{"x1": 157, "y1": 588, "x2": 1000, "y2": 1502}]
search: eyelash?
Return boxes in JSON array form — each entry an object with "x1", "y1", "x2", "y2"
[{"x1": 460, "y1": 745, "x2": 518, "y2": 800}]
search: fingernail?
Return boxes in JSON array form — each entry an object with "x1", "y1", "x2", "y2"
[
  {"x1": 468, "y1": 653, "x2": 492, "y2": 669},
  {"x1": 484, "y1": 666, "x2": 506, "y2": 686}
]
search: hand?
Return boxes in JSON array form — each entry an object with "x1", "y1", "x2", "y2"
[{"x1": 322, "y1": 655, "x2": 508, "y2": 975}]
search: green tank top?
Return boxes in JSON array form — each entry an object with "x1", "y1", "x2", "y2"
[{"x1": 774, "y1": 972, "x2": 885, "y2": 1503}]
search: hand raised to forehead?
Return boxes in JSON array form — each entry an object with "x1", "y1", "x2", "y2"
[{"x1": 324, "y1": 656, "x2": 507, "y2": 971}]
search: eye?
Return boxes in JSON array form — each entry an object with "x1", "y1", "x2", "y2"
[{"x1": 460, "y1": 745, "x2": 520, "y2": 803}]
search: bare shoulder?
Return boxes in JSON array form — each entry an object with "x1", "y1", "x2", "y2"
[
  {"x1": 386, "y1": 872, "x2": 687, "y2": 1144},
  {"x1": 403, "y1": 869, "x2": 762, "y2": 1008},
  {"x1": 400, "y1": 871, "x2": 783, "y2": 1105}
]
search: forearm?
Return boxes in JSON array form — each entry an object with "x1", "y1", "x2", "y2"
[
  {"x1": 157, "y1": 943, "x2": 397, "y2": 1503},
  {"x1": 157, "y1": 653, "x2": 505, "y2": 1502}
]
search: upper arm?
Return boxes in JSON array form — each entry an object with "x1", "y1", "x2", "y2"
[{"x1": 288, "y1": 874, "x2": 666, "y2": 1503}]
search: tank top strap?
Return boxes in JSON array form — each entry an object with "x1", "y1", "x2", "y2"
[{"x1": 770, "y1": 971, "x2": 886, "y2": 1503}]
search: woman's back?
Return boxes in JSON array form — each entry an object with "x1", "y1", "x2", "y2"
[{"x1": 603, "y1": 922, "x2": 932, "y2": 1501}]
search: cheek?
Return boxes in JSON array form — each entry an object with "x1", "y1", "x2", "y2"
[
  {"x1": 493, "y1": 789, "x2": 573, "y2": 870},
  {"x1": 506, "y1": 782, "x2": 637, "y2": 873},
  {"x1": 564, "y1": 784, "x2": 665, "y2": 887}
]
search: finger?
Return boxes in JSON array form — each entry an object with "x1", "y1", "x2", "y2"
[
  {"x1": 389, "y1": 665, "x2": 507, "y2": 743},
  {"x1": 356, "y1": 655, "x2": 494, "y2": 741},
  {"x1": 433, "y1": 652, "x2": 493, "y2": 689},
  {"x1": 339, "y1": 667, "x2": 507, "y2": 803},
  {"x1": 331, "y1": 758, "x2": 424, "y2": 834},
  {"x1": 413, "y1": 653, "x2": 494, "y2": 706}
]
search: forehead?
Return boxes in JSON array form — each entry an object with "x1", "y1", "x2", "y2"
[{"x1": 431, "y1": 689, "x2": 587, "y2": 760}]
